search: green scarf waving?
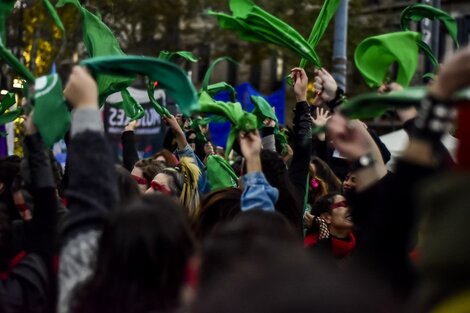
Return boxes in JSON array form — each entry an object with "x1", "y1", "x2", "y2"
[
  {"x1": 210, "y1": 0, "x2": 320, "y2": 67},
  {"x1": 354, "y1": 31, "x2": 421, "y2": 88},
  {"x1": 401, "y1": 4, "x2": 459, "y2": 69}
]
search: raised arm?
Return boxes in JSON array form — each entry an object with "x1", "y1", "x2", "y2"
[
  {"x1": 121, "y1": 120, "x2": 140, "y2": 171},
  {"x1": 240, "y1": 130, "x2": 278, "y2": 212},
  {"x1": 58, "y1": 66, "x2": 118, "y2": 313},
  {"x1": 164, "y1": 115, "x2": 209, "y2": 194},
  {"x1": 287, "y1": 68, "x2": 313, "y2": 204}
]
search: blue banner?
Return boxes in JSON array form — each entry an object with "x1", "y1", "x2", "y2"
[{"x1": 210, "y1": 81, "x2": 286, "y2": 148}]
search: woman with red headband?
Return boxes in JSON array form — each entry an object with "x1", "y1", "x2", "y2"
[{"x1": 304, "y1": 193, "x2": 355, "y2": 260}]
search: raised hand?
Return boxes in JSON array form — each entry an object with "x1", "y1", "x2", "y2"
[
  {"x1": 326, "y1": 114, "x2": 371, "y2": 161},
  {"x1": 313, "y1": 68, "x2": 338, "y2": 105},
  {"x1": 239, "y1": 130, "x2": 262, "y2": 173},
  {"x1": 291, "y1": 67, "x2": 308, "y2": 103},
  {"x1": 430, "y1": 46, "x2": 470, "y2": 100},
  {"x1": 311, "y1": 107, "x2": 331, "y2": 127},
  {"x1": 64, "y1": 66, "x2": 98, "y2": 109}
]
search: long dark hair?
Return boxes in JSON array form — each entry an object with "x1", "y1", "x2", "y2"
[
  {"x1": 196, "y1": 187, "x2": 242, "y2": 238},
  {"x1": 307, "y1": 192, "x2": 342, "y2": 234},
  {"x1": 73, "y1": 194, "x2": 196, "y2": 313}
]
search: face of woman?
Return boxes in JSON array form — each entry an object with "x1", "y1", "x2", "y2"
[
  {"x1": 131, "y1": 167, "x2": 148, "y2": 193},
  {"x1": 145, "y1": 173, "x2": 173, "y2": 196},
  {"x1": 342, "y1": 173, "x2": 357, "y2": 193},
  {"x1": 326, "y1": 195, "x2": 354, "y2": 231}
]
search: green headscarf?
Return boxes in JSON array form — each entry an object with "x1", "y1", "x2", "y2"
[{"x1": 354, "y1": 31, "x2": 421, "y2": 88}]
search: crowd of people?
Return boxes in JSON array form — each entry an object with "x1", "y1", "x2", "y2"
[{"x1": 1, "y1": 41, "x2": 470, "y2": 313}]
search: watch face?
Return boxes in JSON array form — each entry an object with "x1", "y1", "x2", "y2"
[{"x1": 360, "y1": 155, "x2": 371, "y2": 166}]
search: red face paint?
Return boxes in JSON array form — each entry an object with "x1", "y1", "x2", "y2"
[
  {"x1": 151, "y1": 181, "x2": 173, "y2": 196},
  {"x1": 132, "y1": 175, "x2": 148, "y2": 186}
]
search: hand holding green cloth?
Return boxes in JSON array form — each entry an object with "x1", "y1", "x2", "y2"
[
  {"x1": 299, "y1": 0, "x2": 341, "y2": 68},
  {"x1": 81, "y1": 55, "x2": 198, "y2": 116},
  {"x1": 196, "y1": 91, "x2": 257, "y2": 157},
  {"x1": 354, "y1": 31, "x2": 421, "y2": 88},
  {"x1": 209, "y1": 0, "x2": 321, "y2": 67},
  {"x1": 250, "y1": 95, "x2": 278, "y2": 126},
  {"x1": 57, "y1": 0, "x2": 135, "y2": 104},
  {"x1": 207, "y1": 155, "x2": 239, "y2": 190},
  {"x1": 32, "y1": 74, "x2": 71, "y2": 146}
]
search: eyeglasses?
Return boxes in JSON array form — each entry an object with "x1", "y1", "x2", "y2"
[
  {"x1": 150, "y1": 181, "x2": 173, "y2": 196},
  {"x1": 132, "y1": 175, "x2": 148, "y2": 186}
]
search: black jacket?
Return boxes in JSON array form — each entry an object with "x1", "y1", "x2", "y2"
[{"x1": 0, "y1": 134, "x2": 58, "y2": 313}]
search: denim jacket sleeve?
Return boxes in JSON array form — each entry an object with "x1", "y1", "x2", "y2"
[
  {"x1": 174, "y1": 144, "x2": 209, "y2": 194},
  {"x1": 241, "y1": 172, "x2": 279, "y2": 212}
]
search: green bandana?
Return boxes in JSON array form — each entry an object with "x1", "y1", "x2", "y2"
[
  {"x1": 250, "y1": 95, "x2": 278, "y2": 126},
  {"x1": 158, "y1": 50, "x2": 199, "y2": 63},
  {"x1": 400, "y1": 4, "x2": 458, "y2": 69},
  {"x1": 81, "y1": 55, "x2": 198, "y2": 116},
  {"x1": 0, "y1": 92, "x2": 21, "y2": 126},
  {"x1": 250, "y1": 95, "x2": 288, "y2": 154},
  {"x1": 0, "y1": 0, "x2": 35, "y2": 83},
  {"x1": 354, "y1": 31, "x2": 421, "y2": 88},
  {"x1": 209, "y1": 0, "x2": 320, "y2": 66},
  {"x1": 145, "y1": 50, "x2": 199, "y2": 118},
  {"x1": 32, "y1": 74, "x2": 71, "y2": 147},
  {"x1": 299, "y1": 0, "x2": 341, "y2": 68},
  {"x1": 202, "y1": 57, "x2": 238, "y2": 102},
  {"x1": 197, "y1": 91, "x2": 257, "y2": 157},
  {"x1": 57, "y1": 0, "x2": 135, "y2": 104},
  {"x1": 120, "y1": 89, "x2": 145, "y2": 120},
  {"x1": 207, "y1": 154, "x2": 239, "y2": 191}
]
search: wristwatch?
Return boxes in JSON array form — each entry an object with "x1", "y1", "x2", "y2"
[{"x1": 349, "y1": 153, "x2": 376, "y2": 172}]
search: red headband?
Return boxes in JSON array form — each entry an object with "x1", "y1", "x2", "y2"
[
  {"x1": 150, "y1": 181, "x2": 173, "y2": 196},
  {"x1": 132, "y1": 175, "x2": 148, "y2": 186},
  {"x1": 331, "y1": 200, "x2": 348, "y2": 210}
]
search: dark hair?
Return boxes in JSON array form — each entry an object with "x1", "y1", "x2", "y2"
[
  {"x1": 196, "y1": 187, "x2": 242, "y2": 238},
  {"x1": 134, "y1": 158, "x2": 164, "y2": 188},
  {"x1": 310, "y1": 192, "x2": 342, "y2": 217},
  {"x1": 311, "y1": 157, "x2": 342, "y2": 192},
  {"x1": 199, "y1": 210, "x2": 300, "y2": 289},
  {"x1": 0, "y1": 156, "x2": 22, "y2": 221},
  {"x1": 73, "y1": 194, "x2": 196, "y2": 313},
  {"x1": 259, "y1": 150, "x2": 303, "y2": 233},
  {"x1": 114, "y1": 165, "x2": 140, "y2": 206},
  {"x1": 0, "y1": 204, "x2": 12, "y2": 271},
  {"x1": 151, "y1": 149, "x2": 178, "y2": 167},
  {"x1": 193, "y1": 242, "x2": 396, "y2": 313}
]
